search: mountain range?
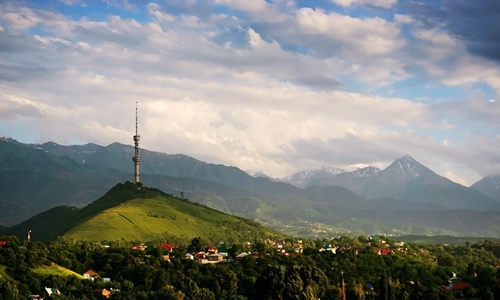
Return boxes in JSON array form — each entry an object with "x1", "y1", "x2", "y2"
[{"x1": 1, "y1": 136, "x2": 500, "y2": 237}]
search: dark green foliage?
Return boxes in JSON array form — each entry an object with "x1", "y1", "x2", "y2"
[{"x1": 0, "y1": 236, "x2": 500, "y2": 299}]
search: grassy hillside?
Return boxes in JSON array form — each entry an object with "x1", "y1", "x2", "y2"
[
  {"x1": 31, "y1": 263, "x2": 85, "y2": 279},
  {"x1": 6, "y1": 182, "x2": 282, "y2": 243}
]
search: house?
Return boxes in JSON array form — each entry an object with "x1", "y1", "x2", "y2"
[
  {"x1": 293, "y1": 242, "x2": 303, "y2": 254},
  {"x1": 236, "y1": 252, "x2": 249, "y2": 259},
  {"x1": 217, "y1": 245, "x2": 229, "y2": 257},
  {"x1": 394, "y1": 241, "x2": 405, "y2": 247},
  {"x1": 83, "y1": 269, "x2": 99, "y2": 281},
  {"x1": 94, "y1": 288, "x2": 111, "y2": 299},
  {"x1": 448, "y1": 282, "x2": 470, "y2": 291},
  {"x1": 195, "y1": 251, "x2": 207, "y2": 259},
  {"x1": 130, "y1": 245, "x2": 147, "y2": 251},
  {"x1": 0, "y1": 241, "x2": 7, "y2": 246},
  {"x1": 29, "y1": 295, "x2": 43, "y2": 300},
  {"x1": 208, "y1": 253, "x2": 223, "y2": 262},
  {"x1": 319, "y1": 244, "x2": 336, "y2": 254},
  {"x1": 160, "y1": 242, "x2": 175, "y2": 252},
  {"x1": 375, "y1": 248, "x2": 392, "y2": 255},
  {"x1": 445, "y1": 275, "x2": 470, "y2": 291},
  {"x1": 206, "y1": 246, "x2": 218, "y2": 254},
  {"x1": 45, "y1": 287, "x2": 61, "y2": 297},
  {"x1": 185, "y1": 253, "x2": 194, "y2": 260}
]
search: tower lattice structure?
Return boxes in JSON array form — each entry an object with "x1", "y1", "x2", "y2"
[{"x1": 132, "y1": 102, "x2": 141, "y2": 184}]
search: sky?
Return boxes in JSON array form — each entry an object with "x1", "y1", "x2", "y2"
[{"x1": 1, "y1": 0, "x2": 499, "y2": 186}]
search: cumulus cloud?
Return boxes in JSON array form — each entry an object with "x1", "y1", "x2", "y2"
[{"x1": 0, "y1": 0, "x2": 499, "y2": 185}]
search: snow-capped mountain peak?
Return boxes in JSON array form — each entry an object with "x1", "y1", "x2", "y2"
[
  {"x1": 281, "y1": 166, "x2": 348, "y2": 188},
  {"x1": 350, "y1": 166, "x2": 380, "y2": 177},
  {"x1": 390, "y1": 155, "x2": 426, "y2": 178}
]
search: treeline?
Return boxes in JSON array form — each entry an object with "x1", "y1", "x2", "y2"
[{"x1": 0, "y1": 235, "x2": 500, "y2": 299}]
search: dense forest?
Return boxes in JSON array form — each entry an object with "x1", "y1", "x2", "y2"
[{"x1": 1, "y1": 235, "x2": 500, "y2": 299}]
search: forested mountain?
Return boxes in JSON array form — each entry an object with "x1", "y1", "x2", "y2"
[{"x1": 2, "y1": 137, "x2": 500, "y2": 237}]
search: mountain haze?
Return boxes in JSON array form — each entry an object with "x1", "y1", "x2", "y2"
[
  {"x1": 2, "y1": 137, "x2": 500, "y2": 237},
  {"x1": 472, "y1": 175, "x2": 500, "y2": 200},
  {"x1": 360, "y1": 156, "x2": 500, "y2": 210},
  {"x1": 281, "y1": 166, "x2": 349, "y2": 188}
]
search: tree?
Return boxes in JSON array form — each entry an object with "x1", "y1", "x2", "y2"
[
  {"x1": 255, "y1": 264, "x2": 286, "y2": 300},
  {"x1": 378, "y1": 271, "x2": 389, "y2": 300},
  {"x1": 187, "y1": 237, "x2": 205, "y2": 253}
]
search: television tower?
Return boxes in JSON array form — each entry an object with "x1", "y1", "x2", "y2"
[{"x1": 132, "y1": 102, "x2": 141, "y2": 184}]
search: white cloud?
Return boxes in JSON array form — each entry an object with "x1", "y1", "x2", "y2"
[
  {"x1": 331, "y1": 0, "x2": 397, "y2": 9},
  {"x1": 0, "y1": 0, "x2": 500, "y2": 184},
  {"x1": 296, "y1": 8, "x2": 403, "y2": 56}
]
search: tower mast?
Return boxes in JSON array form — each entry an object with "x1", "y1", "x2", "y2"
[{"x1": 132, "y1": 102, "x2": 141, "y2": 184}]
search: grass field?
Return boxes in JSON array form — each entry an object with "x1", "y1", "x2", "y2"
[
  {"x1": 63, "y1": 190, "x2": 281, "y2": 243},
  {"x1": 31, "y1": 263, "x2": 85, "y2": 279}
]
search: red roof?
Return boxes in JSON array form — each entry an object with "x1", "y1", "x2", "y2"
[
  {"x1": 452, "y1": 282, "x2": 470, "y2": 291},
  {"x1": 0, "y1": 241, "x2": 7, "y2": 246},
  {"x1": 83, "y1": 270, "x2": 98, "y2": 277},
  {"x1": 160, "y1": 243, "x2": 175, "y2": 251},
  {"x1": 380, "y1": 249, "x2": 392, "y2": 255}
]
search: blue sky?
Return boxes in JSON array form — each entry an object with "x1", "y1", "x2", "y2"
[{"x1": 1, "y1": 0, "x2": 499, "y2": 185}]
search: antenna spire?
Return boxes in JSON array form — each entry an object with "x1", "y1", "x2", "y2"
[{"x1": 132, "y1": 102, "x2": 141, "y2": 184}]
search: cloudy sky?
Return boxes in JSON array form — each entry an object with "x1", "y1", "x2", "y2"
[{"x1": 1, "y1": 0, "x2": 499, "y2": 185}]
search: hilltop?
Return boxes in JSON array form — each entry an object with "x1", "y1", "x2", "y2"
[{"x1": 3, "y1": 182, "x2": 282, "y2": 243}]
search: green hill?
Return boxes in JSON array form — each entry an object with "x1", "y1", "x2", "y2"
[{"x1": 4, "y1": 182, "x2": 282, "y2": 243}]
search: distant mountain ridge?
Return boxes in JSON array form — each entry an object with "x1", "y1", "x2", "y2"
[
  {"x1": 281, "y1": 166, "x2": 349, "y2": 188},
  {"x1": 2, "y1": 136, "x2": 500, "y2": 237},
  {"x1": 472, "y1": 175, "x2": 500, "y2": 201}
]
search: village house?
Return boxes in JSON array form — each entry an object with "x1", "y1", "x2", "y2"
[
  {"x1": 94, "y1": 288, "x2": 111, "y2": 299},
  {"x1": 217, "y1": 245, "x2": 229, "y2": 258},
  {"x1": 160, "y1": 242, "x2": 175, "y2": 252},
  {"x1": 45, "y1": 287, "x2": 60, "y2": 297},
  {"x1": 206, "y1": 245, "x2": 218, "y2": 254},
  {"x1": 374, "y1": 248, "x2": 392, "y2": 255},
  {"x1": 83, "y1": 269, "x2": 99, "y2": 281},
  {"x1": 208, "y1": 253, "x2": 223, "y2": 262},
  {"x1": 130, "y1": 244, "x2": 147, "y2": 251},
  {"x1": 236, "y1": 252, "x2": 249, "y2": 259}
]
